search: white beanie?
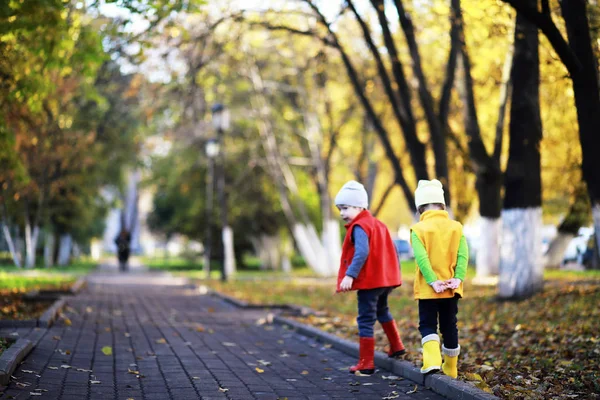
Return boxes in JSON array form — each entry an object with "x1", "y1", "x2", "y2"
[
  {"x1": 335, "y1": 180, "x2": 368, "y2": 209},
  {"x1": 415, "y1": 179, "x2": 445, "y2": 208}
]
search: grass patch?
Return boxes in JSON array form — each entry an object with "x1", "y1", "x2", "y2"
[
  {"x1": 206, "y1": 268, "x2": 600, "y2": 399},
  {"x1": 0, "y1": 258, "x2": 96, "y2": 292}
]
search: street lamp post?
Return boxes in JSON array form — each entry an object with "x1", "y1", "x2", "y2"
[
  {"x1": 211, "y1": 103, "x2": 233, "y2": 282},
  {"x1": 203, "y1": 138, "x2": 219, "y2": 279}
]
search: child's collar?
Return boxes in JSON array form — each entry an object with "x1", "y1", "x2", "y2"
[{"x1": 419, "y1": 209, "x2": 448, "y2": 221}]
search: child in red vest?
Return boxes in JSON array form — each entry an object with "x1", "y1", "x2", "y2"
[
  {"x1": 410, "y1": 179, "x2": 468, "y2": 379},
  {"x1": 335, "y1": 180, "x2": 405, "y2": 375}
]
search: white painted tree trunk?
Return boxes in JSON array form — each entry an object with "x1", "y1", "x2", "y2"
[
  {"x1": 593, "y1": 204, "x2": 600, "y2": 266},
  {"x1": 57, "y1": 234, "x2": 72, "y2": 266},
  {"x1": 475, "y1": 217, "x2": 501, "y2": 279},
  {"x1": 24, "y1": 221, "x2": 40, "y2": 269},
  {"x1": 2, "y1": 223, "x2": 21, "y2": 267},
  {"x1": 222, "y1": 226, "x2": 236, "y2": 277},
  {"x1": 72, "y1": 243, "x2": 81, "y2": 259},
  {"x1": 498, "y1": 208, "x2": 544, "y2": 299},
  {"x1": 251, "y1": 234, "x2": 280, "y2": 270},
  {"x1": 323, "y1": 219, "x2": 342, "y2": 275},
  {"x1": 292, "y1": 223, "x2": 334, "y2": 276},
  {"x1": 44, "y1": 232, "x2": 55, "y2": 268},
  {"x1": 543, "y1": 232, "x2": 574, "y2": 269}
]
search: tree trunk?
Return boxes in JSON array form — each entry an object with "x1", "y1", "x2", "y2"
[
  {"x1": 2, "y1": 223, "x2": 21, "y2": 267},
  {"x1": 560, "y1": 0, "x2": 600, "y2": 256},
  {"x1": 24, "y1": 216, "x2": 40, "y2": 269},
  {"x1": 249, "y1": 62, "x2": 333, "y2": 276},
  {"x1": 392, "y1": 0, "x2": 449, "y2": 196},
  {"x1": 44, "y1": 231, "x2": 55, "y2": 268},
  {"x1": 499, "y1": 209, "x2": 544, "y2": 298},
  {"x1": 499, "y1": 2, "x2": 544, "y2": 299},
  {"x1": 57, "y1": 234, "x2": 72, "y2": 266},
  {"x1": 475, "y1": 217, "x2": 502, "y2": 279},
  {"x1": 454, "y1": 0, "x2": 506, "y2": 277}
]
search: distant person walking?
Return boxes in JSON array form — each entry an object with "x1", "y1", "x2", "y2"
[
  {"x1": 334, "y1": 180, "x2": 406, "y2": 376},
  {"x1": 115, "y1": 229, "x2": 131, "y2": 271},
  {"x1": 410, "y1": 179, "x2": 468, "y2": 378}
]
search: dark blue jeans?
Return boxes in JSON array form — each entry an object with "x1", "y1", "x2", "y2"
[
  {"x1": 357, "y1": 287, "x2": 394, "y2": 337},
  {"x1": 418, "y1": 295, "x2": 459, "y2": 349}
]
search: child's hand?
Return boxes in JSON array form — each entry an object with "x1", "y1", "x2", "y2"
[
  {"x1": 340, "y1": 275, "x2": 354, "y2": 291},
  {"x1": 430, "y1": 280, "x2": 447, "y2": 293},
  {"x1": 445, "y1": 278, "x2": 462, "y2": 289}
]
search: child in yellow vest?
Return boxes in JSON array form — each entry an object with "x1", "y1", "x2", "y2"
[{"x1": 410, "y1": 179, "x2": 468, "y2": 378}]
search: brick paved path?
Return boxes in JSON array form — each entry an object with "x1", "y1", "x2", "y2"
[{"x1": 2, "y1": 266, "x2": 445, "y2": 400}]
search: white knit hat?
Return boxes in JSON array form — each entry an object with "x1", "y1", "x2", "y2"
[
  {"x1": 335, "y1": 180, "x2": 368, "y2": 209},
  {"x1": 415, "y1": 179, "x2": 445, "y2": 208}
]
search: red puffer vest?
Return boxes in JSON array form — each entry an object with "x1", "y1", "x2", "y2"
[{"x1": 337, "y1": 210, "x2": 402, "y2": 292}]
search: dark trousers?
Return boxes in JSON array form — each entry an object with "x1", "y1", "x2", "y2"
[
  {"x1": 418, "y1": 295, "x2": 459, "y2": 349},
  {"x1": 356, "y1": 288, "x2": 394, "y2": 337}
]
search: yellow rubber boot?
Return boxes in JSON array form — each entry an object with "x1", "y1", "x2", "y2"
[
  {"x1": 442, "y1": 345, "x2": 460, "y2": 378},
  {"x1": 420, "y1": 334, "x2": 442, "y2": 374}
]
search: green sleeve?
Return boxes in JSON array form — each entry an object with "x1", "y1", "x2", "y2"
[
  {"x1": 411, "y1": 231, "x2": 437, "y2": 284},
  {"x1": 455, "y1": 235, "x2": 469, "y2": 281}
]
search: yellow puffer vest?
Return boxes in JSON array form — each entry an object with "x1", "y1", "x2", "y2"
[{"x1": 411, "y1": 210, "x2": 464, "y2": 300}]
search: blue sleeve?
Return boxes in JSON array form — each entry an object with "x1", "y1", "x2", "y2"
[{"x1": 346, "y1": 226, "x2": 369, "y2": 278}]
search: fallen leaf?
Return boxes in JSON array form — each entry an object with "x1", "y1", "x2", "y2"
[
  {"x1": 52, "y1": 336, "x2": 61, "y2": 341},
  {"x1": 383, "y1": 391, "x2": 400, "y2": 399},
  {"x1": 257, "y1": 360, "x2": 271, "y2": 366},
  {"x1": 76, "y1": 368, "x2": 92, "y2": 372},
  {"x1": 219, "y1": 387, "x2": 229, "y2": 393},
  {"x1": 196, "y1": 326, "x2": 205, "y2": 332},
  {"x1": 29, "y1": 393, "x2": 42, "y2": 397},
  {"x1": 63, "y1": 318, "x2": 72, "y2": 326},
  {"x1": 475, "y1": 380, "x2": 493, "y2": 393},
  {"x1": 222, "y1": 342, "x2": 236, "y2": 347},
  {"x1": 155, "y1": 338, "x2": 167, "y2": 344},
  {"x1": 124, "y1": 332, "x2": 131, "y2": 337},
  {"x1": 48, "y1": 367, "x2": 58, "y2": 370},
  {"x1": 101, "y1": 346, "x2": 112, "y2": 356},
  {"x1": 301, "y1": 370, "x2": 309, "y2": 375},
  {"x1": 255, "y1": 367, "x2": 264, "y2": 373},
  {"x1": 406, "y1": 385, "x2": 418, "y2": 394},
  {"x1": 465, "y1": 372, "x2": 483, "y2": 382},
  {"x1": 128, "y1": 368, "x2": 140, "y2": 375},
  {"x1": 382, "y1": 375, "x2": 402, "y2": 381},
  {"x1": 90, "y1": 380, "x2": 101, "y2": 384},
  {"x1": 61, "y1": 365, "x2": 71, "y2": 369}
]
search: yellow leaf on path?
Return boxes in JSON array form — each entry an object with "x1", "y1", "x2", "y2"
[
  {"x1": 255, "y1": 367, "x2": 264, "y2": 373},
  {"x1": 475, "y1": 381, "x2": 493, "y2": 393},
  {"x1": 63, "y1": 318, "x2": 72, "y2": 326},
  {"x1": 101, "y1": 346, "x2": 112, "y2": 356},
  {"x1": 301, "y1": 370, "x2": 309, "y2": 375},
  {"x1": 219, "y1": 387, "x2": 229, "y2": 392},
  {"x1": 155, "y1": 338, "x2": 167, "y2": 344},
  {"x1": 465, "y1": 372, "x2": 483, "y2": 382},
  {"x1": 196, "y1": 326, "x2": 205, "y2": 332},
  {"x1": 406, "y1": 385, "x2": 418, "y2": 394}
]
